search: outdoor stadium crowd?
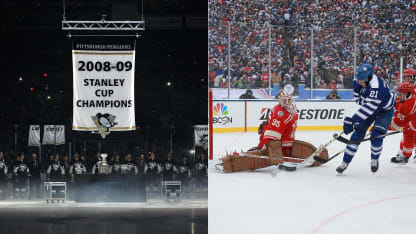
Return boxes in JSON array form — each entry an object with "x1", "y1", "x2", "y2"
[
  {"x1": 209, "y1": 0, "x2": 416, "y2": 91},
  {"x1": 0, "y1": 149, "x2": 207, "y2": 200}
]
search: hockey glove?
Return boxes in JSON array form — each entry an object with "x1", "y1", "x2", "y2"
[{"x1": 343, "y1": 116, "x2": 354, "y2": 135}]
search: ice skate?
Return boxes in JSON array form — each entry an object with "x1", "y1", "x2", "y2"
[
  {"x1": 371, "y1": 159, "x2": 379, "y2": 173},
  {"x1": 390, "y1": 154, "x2": 409, "y2": 164},
  {"x1": 336, "y1": 161, "x2": 349, "y2": 174}
]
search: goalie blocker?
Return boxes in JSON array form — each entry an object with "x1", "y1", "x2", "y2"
[{"x1": 220, "y1": 140, "x2": 328, "y2": 173}]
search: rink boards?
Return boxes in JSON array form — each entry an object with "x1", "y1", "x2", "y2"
[{"x1": 212, "y1": 100, "x2": 358, "y2": 133}]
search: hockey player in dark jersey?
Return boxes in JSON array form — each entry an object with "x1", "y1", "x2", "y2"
[
  {"x1": 122, "y1": 154, "x2": 138, "y2": 174},
  {"x1": 136, "y1": 154, "x2": 146, "y2": 175},
  {"x1": 161, "y1": 153, "x2": 177, "y2": 181},
  {"x1": 145, "y1": 152, "x2": 161, "y2": 195},
  {"x1": 337, "y1": 64, "x2": 395, "y2": 174},
  {"x1": 194, "y1": 152, "x2": 207, "y2": 196},
  {"x1": 0, "y1": 152, "x2": 8, "y2": 200},
  {"x1": 47, "y1": 154, "x2": 65, "y2": 182},
  {"x1": 69, "y1": 152, "x2": 87, "y2": 175},
  {"x1": 109, "y1": 153, "x2": 122, "y2": 174},
  {"x1": 13, "y1": 153, "x2": 30, "y2": 199},
  {"x1": 177, "y1": 156, "x2": 192, "y2": 193},
  {"x1": 145, "y1": 152, "x2": 161, "y2": 176}
]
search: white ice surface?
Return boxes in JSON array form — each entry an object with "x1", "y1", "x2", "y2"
[{"x1": 209, "y1": 131, "x2": 416, "y2": 234}]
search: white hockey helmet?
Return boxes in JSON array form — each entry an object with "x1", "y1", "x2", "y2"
[{"x1": 277, "y1": 91, "x2": 293, "y2": 107}]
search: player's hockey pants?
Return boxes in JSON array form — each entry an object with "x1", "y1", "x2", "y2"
[{"x1": 343, "y1": 108, "x2": 393, "y2": 163}]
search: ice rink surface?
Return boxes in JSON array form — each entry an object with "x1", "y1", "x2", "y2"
[{"x1": 209, "y1": 131, "x2": 416, "y2": 234}]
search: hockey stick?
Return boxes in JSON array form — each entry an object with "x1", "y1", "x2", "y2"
[
  {"x1": 233, "y1": 152, "x2": 305, "y2": 164},
  {"x1": 278, "y1": 130, "x2": 345, "y2": 171},
  {"x1": 335, "y1": 130, "x2": 402, "y2": 145},
  {"x1": 314, "y1": 132, "x2": 371, "y2": 163},
  {"x1": 313, "y1": 149, "x2": 345, "y2": 164}
]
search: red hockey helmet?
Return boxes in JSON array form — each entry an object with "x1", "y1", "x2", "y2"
[
  {"x1": 404, "y1": 68, "x2": 416, "y2": 76},
  {"x1": 397, "y1": 82, "x2": 413, "y2": 94},
  {"x1": 397, "y1": 82, "x2": 413, "y2": 102},
  {"x1": 403, "y1": 68, "x2": 416, "y2": 83}
]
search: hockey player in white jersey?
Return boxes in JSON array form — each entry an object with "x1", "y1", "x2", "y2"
[{"x1": 337, "y1": 64, "x2": 395, "y2": 174}]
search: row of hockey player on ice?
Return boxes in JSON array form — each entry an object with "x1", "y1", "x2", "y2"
[{"x1": 219, "y1": 63, "x2": 416, "y2": 174}]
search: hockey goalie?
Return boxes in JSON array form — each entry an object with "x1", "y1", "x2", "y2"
[{"x1": 219, "y1": 91, "x2": 328, "y2": 173}]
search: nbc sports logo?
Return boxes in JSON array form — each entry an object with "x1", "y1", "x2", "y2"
[
  {"x1": 212, "y1": 103, "x2": 232, "y2": 125},
  {"x1": 213, "y1": 103, "x2": 229, "y2": 116}
]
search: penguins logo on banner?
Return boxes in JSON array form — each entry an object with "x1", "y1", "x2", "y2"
[
  {"x1": 91, "y1": 113, "x2": 118, "y2": 138},
  {"x1": 72, "y1": 38, "x2": 136, "y2": 138}
]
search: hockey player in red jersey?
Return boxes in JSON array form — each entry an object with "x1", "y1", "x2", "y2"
[
  {"x1": 261, "y1": 91, "x2": 299, "y2": 164},
  {"x1": 390, "y1": 82, "x2": 416, "y2": 164},
  {"x1": 220, "y1": 91, "x2": 328, "y2": 173}
]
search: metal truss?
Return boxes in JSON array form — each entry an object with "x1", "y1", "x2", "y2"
[{"x1": 62, "y1": 20, "x2": 145, "y2": 31}]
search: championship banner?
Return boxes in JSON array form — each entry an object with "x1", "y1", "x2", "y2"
[
  {"x1": 42, "y1": 125, "x2": 65, "y2": 145},
  {"x1": 28, "y1": 125, "x2": 41, "y2": 146},
  {"x1": 194, "y1": 125, "x2": 208, "y2": 150},
  {"x1": 72, "y1": 39, "x2": 136, "y2": 138}
]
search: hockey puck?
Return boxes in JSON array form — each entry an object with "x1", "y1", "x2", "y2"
[{"x1": 278, "y1": 164, "x2": 296, "y2": 171}]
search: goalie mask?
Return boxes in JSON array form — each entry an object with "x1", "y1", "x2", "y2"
[
  {"x1": 277, "y1": 91, "x2": 295, "y2": 113},
  {"x1": 397, "y1": 82, "x2": 413, "y2": 102}
]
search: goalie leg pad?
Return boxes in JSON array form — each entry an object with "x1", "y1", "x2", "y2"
[
  {"x1": 221, "y1": 155, "x2": 272, "y2": 173},
  {"x1": 267, "y1": 140, "x2": 284, "y2": 165},
  {"x1": 291, "y1": 140, "x2": 328, "y2": 166}
]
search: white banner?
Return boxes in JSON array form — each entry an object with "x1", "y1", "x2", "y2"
[
  {"x1": 72, "y1": 40, "x2": 136, "y2": 138},
  {"x1": 28, "y1": 125, "x2": 41, "y2": 146},
  {"x1": 42, "y1": 125, "x2": 65, "y2": 145},
  {"x1": 194, "y1": 125, "x2": 208, "y2": 149}
]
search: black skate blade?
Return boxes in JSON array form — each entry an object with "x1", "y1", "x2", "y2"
[{"x1": 278, "y1": 164, "x2": 297, "y2": 171}]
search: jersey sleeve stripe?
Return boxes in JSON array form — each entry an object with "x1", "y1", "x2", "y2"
[
  {"x1": 355, "y1": 111, "x2": 367, "y2": 120},
  {"x1": 283, "y1": 115, "x2": 293, "y2": 124},
  {"x1": 364, "y1": 97, "x2": 381, "y2": 104},
  {"x1": 360, "y1": 105, "x2": 375, "y2": 115},
  {"x1": 410, "y1": 99, "x2": 416, "y2": 115},
  {"x1": 364, "y1": 102, "x2": 378, "y2": 110},
  {"x1": 358, "y1": 109, "x2": 372, "y2": 118},
  {"x1": 382, "y1": 95, "x2": 394, "y2": 110},
  {"x1": 390, "y1": 119, "x2": 401, "y2": 131},
  {"x1": 263, "y1": 130, "x2": 282, "y2": 140},
  {"x1": 409, "y1": 122, "x2": 416, "y2": 132}
]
